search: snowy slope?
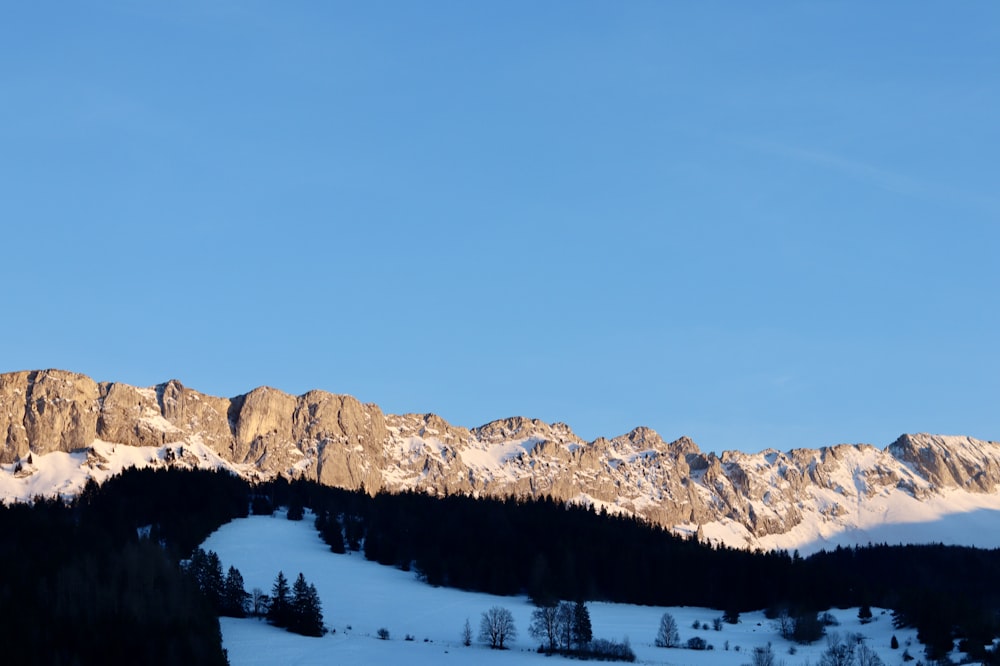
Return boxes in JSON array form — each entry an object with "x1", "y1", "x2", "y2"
[
  {"x1": 203, "y1": 512, "x2": 929, "y2": 666},
  {"x1": 6, "y1": 434, "x2": 1000, "y2": 556},
  {"x1": 0, "y1": 440, "x2": 253, "y2": 502}
]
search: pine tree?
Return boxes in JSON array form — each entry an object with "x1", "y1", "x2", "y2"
[
  {"x1": 203, "y1": 551, "x2": 224, "y2": 612},
  {"x1": 187, "y1": 548, "x2": 224, "y2": 613},
  {"x1": 221, "y1": 566, "x2": 249, "y2": 617},
  {"x1": 858, "y1": 604, "x2": 873, "y2": 624},
  {"x1": 268, "y1": 571, "x2": 291, "y2": 628},
  {"x1": 289, "y1": 572, "x2": 324, "y2": 636},
  {"x1": 572, "y1": 601, "x2": 592, "y2": 649}
]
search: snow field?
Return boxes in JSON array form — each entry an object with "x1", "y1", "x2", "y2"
[{"x1": 203, "y1": 512, "x2": 925, "y2": 666}]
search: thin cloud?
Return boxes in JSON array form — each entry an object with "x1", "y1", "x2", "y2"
[{"x1": 740, "y1": 137, "x2": 1000, "y2": 215}]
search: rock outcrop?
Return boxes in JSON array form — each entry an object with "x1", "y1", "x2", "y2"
[{"x1": 2, "y1": 369, "x2": 999, "y2": 551}]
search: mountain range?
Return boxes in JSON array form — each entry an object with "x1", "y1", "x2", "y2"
[{"x1": 3, "y1": 368, "x2": 1000, "y2": 555}]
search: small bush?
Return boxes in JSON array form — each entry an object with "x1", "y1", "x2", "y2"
[
  {"x1": 404, "y1": 634, "x2": 415, "y2": 642},
  {"x1": 588, "y1": 637, "x2": 636, "y2": 662},
  {"x1": 713, "y1": 617, "x2": 723, "y2": 631},
  {"x1": 376, "y1": 627, "x2": 389, "y2": 640},
  {"x1": 686, "y1": 636, "x2": 708, "y2": 650}
]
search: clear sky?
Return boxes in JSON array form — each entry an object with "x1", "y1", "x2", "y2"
[{"x1": 2, "y1": 2, "x2": 998, "y2": 454}]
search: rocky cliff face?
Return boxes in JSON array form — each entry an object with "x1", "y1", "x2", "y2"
[{"x1": 3, "y1": 369, "x2": 1000, "y2": 552}]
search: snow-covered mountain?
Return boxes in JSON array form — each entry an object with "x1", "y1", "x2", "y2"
[{"x1": 3, "y1": 368, "x2": 1000, "y2": 555}]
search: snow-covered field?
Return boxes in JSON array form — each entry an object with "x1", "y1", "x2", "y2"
[{"x1": 203, "y1": 512, "x2": 929, "y2": 665}]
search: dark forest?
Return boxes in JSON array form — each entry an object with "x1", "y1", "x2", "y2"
[{"x1": 2, "y1": 468, "x2": 999, "y2": 664}]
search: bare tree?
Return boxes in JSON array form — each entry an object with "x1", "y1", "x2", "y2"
[
  {"x1": 856, "y1": 643, "x2": 885, "y2": 666},
  {"x1": 529, "y1": 603, "x2": 559, "y2": 651},
  {"x1": 746, "y1": 643, "x2": 786, "y2": 666},
  {"x1": 461, "y1": 618, "x2": 472, "y2": 647},
  {"x1": 250, "y1": 587, "x2": 269, "y2": 618},
  {"x1": 776, "y1": 610, "x2": 795, "y2": 640},
  {"x1": 479, "y1": 606, "x2": 517, "y2": 650},
  {"x1": 655, "y1": 612, "x2": 680, "y2": 648},
  {"x1": 819, "y1": 632, "x2": 856, "y2": 666},
  {"x1": 556, "y1": 602, "x2": 574, "y2": 650}
]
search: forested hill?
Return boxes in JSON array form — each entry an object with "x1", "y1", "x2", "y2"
[{"x1": 4, "y1": 468, "x2": 999, "y2": 663}]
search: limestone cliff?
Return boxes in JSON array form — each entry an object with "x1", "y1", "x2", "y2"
[{"x1": 3, "y1": 369, "x2": 1000, "y2": 553}]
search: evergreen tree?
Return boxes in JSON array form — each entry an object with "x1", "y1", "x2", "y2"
[
  {"x1": 187, "y1": 548, "x2": 224, "y2": 613},
  {"x1": 289, "y1": 573, "x2": 325, "y2": 636},
  {"x1": 286, "y1": 496, "x2": 305, "y2": 521},
  {"x1": 221, "y1": 566, "x2": 249, "y2": 617},
  {"x1": 204, "y1": 551, "x2": 224, "y2": 611},
  {"x1": 268, "y1": 571, "x2": 291, "y2": 627},
  {"x1": 858, "y1": 604, "x2": 873, "y2": 624},
  {"x1": 572, "y1": 600, "x2": 592, "y2": 649}
]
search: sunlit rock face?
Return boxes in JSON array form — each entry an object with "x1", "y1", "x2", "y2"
[{"x1": 3, "y1": 369, "x2": 1000, "y2": 551}]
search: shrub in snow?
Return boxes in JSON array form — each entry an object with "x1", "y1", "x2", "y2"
[
  {"x1": 686, "y1": 636, "x2": 708, "y2": 650},
  {"x1": 376, "y1": 628, "x2": 389, "y2": 640},
  {"x1": 746, "y1": 643, "x2": 776, "y2": 666},
  {"x1": 792, "y1": 611, "x2": 825, "y2": 644},
  {"x1": 588, "y1": 637, "x2": 636, "y2": 662},
  {"x1": 819, "y1": 633, "x2": 855, "y2": 666}
]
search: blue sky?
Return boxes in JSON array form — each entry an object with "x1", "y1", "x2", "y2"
[{"x1": 2, "y1": 2, "x2": 997, "y2": 454}]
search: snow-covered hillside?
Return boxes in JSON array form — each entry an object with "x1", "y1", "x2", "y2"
[
  {"x1": 202, "y1": 511, "x2": 931, "y2": 666},
  {"x1": 7, "y1": 437, "x2": 1000, "y2": 556}
]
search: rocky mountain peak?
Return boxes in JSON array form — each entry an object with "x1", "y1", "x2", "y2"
[{"x1": 2, "y1": 369, "x2": 999, "y2": 554}]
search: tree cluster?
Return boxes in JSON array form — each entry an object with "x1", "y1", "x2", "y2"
[
  {"x1": 529, "y1": 600, "x2": 592, "y2": 653},
  {"x1": 266, "y1": 571, "x2": 324, "y2": 637},
  {"x1": 186, "y1": 548, "x2": 251, "y2": 618}
]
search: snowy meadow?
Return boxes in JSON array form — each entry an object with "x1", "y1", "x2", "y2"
[{"x1": 203, "y1": 512, "x2": 927, "y2": 666}]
